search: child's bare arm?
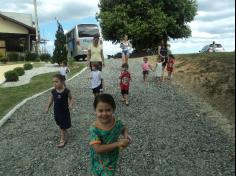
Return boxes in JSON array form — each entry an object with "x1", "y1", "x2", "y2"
[
  {"x1": 45, "y1": 95, "x2": 53, "y2": 112},
  {"x1": 68, "y1": 91, "x2": 74, "y2": 108},
  {"x1": 122, "y1": 127, "x2": 132, "y2": 143},
  {"x1": 92, "y1": 139, "x2": 129, "y2": 154},
  {"x1": 122, "y1": 127, "x2": 129, "y2": 138}
]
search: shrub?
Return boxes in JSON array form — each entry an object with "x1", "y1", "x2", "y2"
[
  {"x1": 7, "y1": 53, "x2": 19, "y2": 61},
  {"x1": 35, "y1": 58, "x2": 41, "y2": 62},
  {"x1": 24, "y1": 63, "x2": 33, "y2": 70},
  {"x1": 0, "y1": 56, "x2": 8, "y2": 64},
  {"x1": 4, "y1": 70, "x2": 19, "y2": 82},
  {"x1": 18, "y1": 55, "x2": 25, "y2": 61},
  {"x1": 40, "y1": 53, "x2": 51, "y2": 62},
  {"x1": 25, "y1": 52, "x2": 38, "y2": 61},
  {"x1": 13, "y1": 67, "x2": 25, "y2": 76}
]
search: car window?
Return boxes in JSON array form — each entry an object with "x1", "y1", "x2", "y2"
[
  {"x1": 216, "y1": 44, "x2": 222, "y2": 47},
  {"x1": 210, "y1": 44, "x2": 222, "y2": 48}
]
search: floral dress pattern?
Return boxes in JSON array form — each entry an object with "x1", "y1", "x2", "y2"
[{"x1": 89, "y1": 119, "x2": 125, "y2": 176}]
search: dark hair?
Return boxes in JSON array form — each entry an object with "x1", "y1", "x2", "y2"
[
  {"x1": 62, "y1": 60, "x2": 68, "y2": 66},
  {"x1": 94, "y1": 34, "x2": 100, "y2": 39},
  {"x1": 143, "y1": 57, "x2": 148, "y2": 60},
  {"x1": 93, "y1": 94, "x2": 116, "y2": 110},
  {"x1": 91, "y1": 63, "x2": 99, "y2": 69},
  {"x1": 169, "y1": 54, "x2": 175, "y2": 59},
  {"x1": 121, "y1": 63, "x2": 129, "y2": 69},
  {"x1": 53, "y1": 74, "x2": 65, "y2": 82}
]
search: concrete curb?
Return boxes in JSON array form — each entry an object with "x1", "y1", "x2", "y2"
[{"x1": 0, "y1": 67, "x2": 87, "y2": 127}]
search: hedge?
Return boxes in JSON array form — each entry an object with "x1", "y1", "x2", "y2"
[
  {"x1": 4, "y1": 70, "x2": 19, "y2": 82},
  {"x1": 7, "y1": 53, "x2": 19, "y2": 61},
  {"x1": 23, "y1": 63, "x2": 33, "y2": 70},
  {"x1": 13, "y1": 67, "x2": 25, "y2": 76},
  {"x1": 0, "y1": 57, "x2": 8, "y2": 64}
]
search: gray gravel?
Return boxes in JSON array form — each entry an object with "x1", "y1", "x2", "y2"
[{"x1": 0, "y1": 59, "x2": 235, "y2": 176}]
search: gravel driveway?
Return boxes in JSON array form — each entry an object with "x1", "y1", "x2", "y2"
[{"x1": 0, "y1": 59, "x2": 234, "y2": 176}]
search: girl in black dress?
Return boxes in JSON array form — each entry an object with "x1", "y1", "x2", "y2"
[{"x1": 45, "y1": 74, "x2": 74, "y2": 148}]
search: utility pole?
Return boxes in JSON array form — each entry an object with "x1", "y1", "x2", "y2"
[{"x1": 33, "y1": 0, "x2": 40, "y2": 54}]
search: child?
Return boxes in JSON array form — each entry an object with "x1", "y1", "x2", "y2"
[
  {"x1": 90, "y1": 64, "x2": 103, "y2": 98},
  {"x1": 45, "y1": 74, "x2": 74, "y2": 148},
  {"x1": 155, "y1": 57, "x2": 164, "y2": 83},
  {"x1": 59, "y1": 61, "x2": 70, "y2": 81},
  {"x1": 89, "y1": 94, "x2": 131, "y2": 176},
  {"x1": 166, "y1": 54, "x2": 175, "y2": 80},
  {"x1": 119, "y1": 63, "x2": 131, "y2": 106},
  {"x1": 141, "y1": 57, "x2": 153, "y2": 82}
]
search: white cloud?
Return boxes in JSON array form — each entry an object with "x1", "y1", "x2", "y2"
[
  {"x1": 0, "y1": 0, "x2": 235, "y2": 54},
  {"x1": 0, "y1": 0, "x2": 99, "y2": 23}
]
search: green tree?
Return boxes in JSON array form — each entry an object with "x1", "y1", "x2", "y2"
[
  {"x1": 52, "y1": 20, "x2": 68, "y2": 65},
  {"x1": 97, "y1": 0, "x2": 198, "y2": 50}
]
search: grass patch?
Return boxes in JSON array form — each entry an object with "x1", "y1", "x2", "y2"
[
  {"x1": 0, "y1": 64, "x2": 85, "y2": 119},
  {"x1": 0, "y1": 61, "x2": 46, "y2": 67}
]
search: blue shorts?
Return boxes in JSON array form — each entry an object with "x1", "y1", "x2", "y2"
[{"x1": 122, "y1": 49, "x2": 129, "y2": 56}]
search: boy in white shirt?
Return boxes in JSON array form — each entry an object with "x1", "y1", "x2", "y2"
[
  {"x1": 89, "y1": 64, "x2": 103, "y2": 97},
  {"x1": 59, "y1": 61, "x2": 70, "y2": 81}
]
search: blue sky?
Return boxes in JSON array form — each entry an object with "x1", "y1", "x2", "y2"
[{"x1": 0, "y1": 0, "x2": 235, "y2": 55}]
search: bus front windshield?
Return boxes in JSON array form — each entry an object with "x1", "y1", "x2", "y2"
[{"x1": 78, "y1": 26, "x2": 99, "y2": 38}]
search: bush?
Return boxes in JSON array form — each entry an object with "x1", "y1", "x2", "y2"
[
  {"x1": 40, "y1": 53, "x2": 51, "y2": 62},
  {"x1": 24, "y1": 63, "x2": 33, "y2": 70},
  {"x1": 25, "y1": 52, "x2": 38, "y2": 61},
  {"x1": 4, "y1": 70, "x2": 19, "y2": 82},
  {"x1": 13, "y1": 67, "x2": 25, "y2": 76},
  {"x1": 35, "y1": 58, "x2": 41, "y2": 62},
  {"x1": 7, "y1": 53, "x2": 19, "y2": 61},
  {"x1": 0, "y1": 56, "x2": 8, "y2": 64},
  {"x1": 18, "y1": 55, "x2": 25, "y2": 61}
]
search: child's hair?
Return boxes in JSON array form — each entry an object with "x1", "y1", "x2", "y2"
[
  {"x1": 62, "y1": 60, "x2": 68, "y2": 66},
  {"x1": 93, "y1": 94, "x2": 116, "y2": 110},
  {"x1": 91, "y1": 63, "x2": 98, "y2": 70},
  {"x1": 169, "y1": 54, "x2": 175, "y2": 59},
  {"x1": 143, "y1": 57, "x2": 148, "y2": 61},
  {"x1": 53, "y1": 74, "x2": 65, "y2": 82},
  {"x1": 121, "y1": 63, "x2": 129, "y2": 70},
  {"x1": 158, "y1": 57, "x2": 162, "y2": 62}
]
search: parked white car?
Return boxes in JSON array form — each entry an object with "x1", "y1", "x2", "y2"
[{"x1": 200, "y1": 44, "x2": 225, "y2": 53}]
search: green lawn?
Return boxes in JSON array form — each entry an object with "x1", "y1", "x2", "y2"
[
  {"x1": 0, "y1": 61, "x2": 46, "y2": 67},
  {"x1": 0, "y1": 64, "x2": 86, "y2": 119}
]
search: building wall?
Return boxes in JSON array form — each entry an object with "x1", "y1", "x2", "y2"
[{"x1": 0, "y1": 17, "x2": 29, "y2": 34}]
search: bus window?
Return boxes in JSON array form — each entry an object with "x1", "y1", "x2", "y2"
[{"x1": 78, "y1": 25, "x2": 99, "y2": 38}]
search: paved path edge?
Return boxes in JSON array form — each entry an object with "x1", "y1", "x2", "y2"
[{"x1": 0, "y1": 67, "x2": 87, "y2": 128}]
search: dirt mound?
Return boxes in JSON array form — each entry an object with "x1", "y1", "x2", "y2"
[{"x1": 174, "y1": 52, "x2": 235, "y2": 122}]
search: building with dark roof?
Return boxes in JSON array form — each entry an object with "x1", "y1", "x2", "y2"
[{"x1": 0, "y1": 12, "x2": 36, "y2": 56}]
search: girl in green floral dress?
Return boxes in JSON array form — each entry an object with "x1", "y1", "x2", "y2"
[{"x1": 89, "y1": 94, "x2": 131, "y2": 176}]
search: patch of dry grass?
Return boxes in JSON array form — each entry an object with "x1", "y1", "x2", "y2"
[{"x1": 174, "y1": 52, "x2": 235, "y2": 122}]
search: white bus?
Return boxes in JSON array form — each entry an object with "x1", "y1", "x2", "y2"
[{"x1": 66, "y1": 24, "x2": 101, "y2": 61}]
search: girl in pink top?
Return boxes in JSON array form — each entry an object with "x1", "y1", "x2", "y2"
[{"x1": 141, "y1": 57, "x2": 153, "y2": 82}]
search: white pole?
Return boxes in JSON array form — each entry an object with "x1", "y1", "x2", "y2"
[{"x1": 33, "y1": 0, "x2": 40, "y2": 54}]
